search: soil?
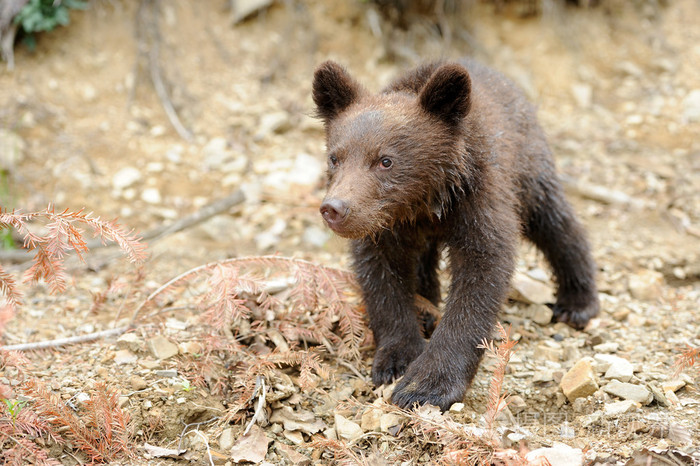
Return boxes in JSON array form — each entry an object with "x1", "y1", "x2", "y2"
[{"x1": 0, "y1": 0, "x2": 698, "y2": 464}]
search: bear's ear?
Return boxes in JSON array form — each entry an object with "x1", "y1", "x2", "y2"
[
  {"x1": 419, "y1": 64, "x2": 472, "y2": 125},
  {"x1": 313, "y1": 61, "x2": 364, "y2": 123}
]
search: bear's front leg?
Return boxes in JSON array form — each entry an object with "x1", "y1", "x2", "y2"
[
  {"x1": 352, "y1": 235, "x2": 427, "y2": 385},
  {"x1": 392, "y1": 210, "x2": 518, "y2": 410}
]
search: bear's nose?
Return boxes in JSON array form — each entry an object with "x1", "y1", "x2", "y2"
[{"x1": 320, "y1": 198, "x2": 349, "y2": 225}]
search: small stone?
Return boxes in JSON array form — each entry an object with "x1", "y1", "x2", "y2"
[
  {"x1": 360, "y1": 407, "x2": 382, "y2": 432},
  {"x1": 560, "y1": 359, "x2": 599, "y2": 402},
  {"x1": 510, "y1": 272, "x2": 555, "y2": 304},
  {"x1": 129, "y1": 375, "x2": 148, "y2": 391},
  {"x1": 303, "y1": 226, "x2": 331, "y2": 248},
  {"x1": 154, "y1": 369, "x2": 178, "y2": 378},
  {"x1": 112, "y1": 166, "x2": 142, "y2": 190},
  {"x1": 276, "y1": 442, "x2": 310, "y2": 465},
  {"x1": 232, "y1": 0, "x2": 274, "y2": 24},
  {"x1": 603, "y1": 356, "x2": 634, "y2": 382},
  {"x1": 178, "y1": 341, "x2": 202, "y2": 355},
  {"x1": 0, "y1": 129, "x2": 26, "y2": 170},
  {"x1": 141, "y1": 188, "x2": 162, "y2": 204},
  {"x1": 270, "y1": 407, "x2": 325, "y2": 435},
  {"x1": 219, "y1": 428, "x2": 235, "y2": 450},
  {"x1": 255, "y1": 111, "x2": 292, "y2": 140},
  {"x1": 534, "y1": 341, "x2": 564, "y2": 361},
  {"x1": 508, "y1": 395, "x2": 527, "y2": 414},
  {"x1": 627, "y1": 270, "x2": 664, "y2": 301},
  {"x1": 612, "y1": 307, "x2": 631, "y2": 321},
  {"x1": 282, "y1": 430, "x2": 304, "y2": 445},
  {"x1": 116, "y1": 333, "x2": 143, "y2": 353},
  {"x1": 379, "y1": 413, "x2": 403, "y2": 434},
  {"x1": 148, "y1": 336, "x2": 179, "y2": 360},
  {"x1": 449, "y1": 402, "x2": 465, "y2": 413},
  {"x1": 571, "y1": 83, "x2": 592, "y2": 108},
  {"x1": 525, "y1": 304, "x2": 554, "y2": 325},
  {"x1": 533, "y1": 369, "x2": 554, "y2": 383},
  {"x1": 648, "y1": 383, "x2": 671, "y2": 407},
  {"x1": 602, "y1": 380, "x2": 653, "y2": 405},
  {"x1": 526, "y1": 442, "x2": 583, "y2": 466},
  {"x1": 334, "y1": 414, "x2": 363, "y2": 442},
  {"x1": 604, "y1": 399, "x2": 640, "y2": 417},
  {"x1": 75, "y1": 392, "x2": 90, "y2": 404},
  {"x1": 682, "y1": 89, "x2": 700, "y2": 122},
  {"x1": 114, "y1": 349, "x2": 138, "y2": 365},
  {"x1": 592, "y1": 342, "x2": 619, "y2": 354},
  {"x1": 661, "y1": 379, "x2": 686, "y2": 393}
]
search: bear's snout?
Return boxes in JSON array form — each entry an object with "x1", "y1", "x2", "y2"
[{"x1": 320, "y1": 198, "x2": 349, "y2": 230}]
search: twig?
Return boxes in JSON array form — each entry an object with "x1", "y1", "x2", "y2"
[
  {"x1": 0, "y1": 190, "x2": 244, "y2": 263},
  {"x1": 138, "y1": 0, "x2": 193, "y2": 141},
  {"x1": 0, "y1": 326, "x2": 128, "y2": 352},
  {"x1": 177, "y1": 416, "x2": 219, "y2": 453},
  {"x1": 560, "y1": 174, "x2": 650, "y2": 209},
  {"x1": 337, "y1": 358, "x2": 368, "y2": 383},
  {"x1": 243, "y1": 376, "x2": 266, "y2": 435}
]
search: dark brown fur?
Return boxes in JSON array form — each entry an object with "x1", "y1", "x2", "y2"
[{"x1": 313, "y1": 59, "x2": 599, "y2": 410}]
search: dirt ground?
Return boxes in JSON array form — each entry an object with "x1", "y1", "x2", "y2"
[{"x1": 0, "y1": 0, "x2": 698, "y2": 464}]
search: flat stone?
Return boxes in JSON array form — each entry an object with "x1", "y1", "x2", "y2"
[
  {"x1": 560, "y1": 359, "x2": 599, "y2": 402},
  {"x1": 129, "y1": 375, "x2": 148, "y2": 391},
  {"x1": 276, "y1": 442, "x2": 310, "y2": 465},
  {"x1": 525, "y1": 304, "x2": 554, "y2": 325},
  {"x1": 602, "y1": 356, "x2": 634, "y2": 382},
  {"x1": 270, "y1": 407, "x2": 325, "y2": 435},
  {"x1": 602, "y1": 380, "x2": 653, "y2": 405},
  {"x1": 604, "y1": 400, "x2": 640, "y2": 417},
  {"x1": 526, "y1": 442, "x2": 583, "y2": 466},
  {"x1": 219, "y1": 428, "x2": 235, "y2": 450},
  {"x1": 148, "y1": 336, "x2": 179, "y2": 360},
  {"x1": 360, "y1": 407, "x2": 382, "y2": 432},
  {"x1": 334, "y1": 414, "x2": 363, "y2": 442},
  {"x1": 628, "y1": 270, "x2": 664, "y2": 301},
  {"x1": 112, "y1": 166, "x2": 142, "y2": 190},
  {"x1": 379, "y1": 413, "x2": 403, "y2": 435},
  {"x1": 534, "y1": 341, "x2": 564, "y2": 361},
  {"x1": 114, "y1": 349, "x2": 138, "y2": 365},
  {"x1": 592, "y1": 342, "x2": 619, "y2": 354},
  {"x1": 510, "y1": 272, "x2": 555, "y2": 305},
  {"x1": 282, "y1": 430, "x2": 303, "y2": 445},
  {"x1": 661, "y1": 379, "x2": 686, "y2": 393},
  {"x1": 116, "y1": 333, "x2": 143, "y2": 353}
]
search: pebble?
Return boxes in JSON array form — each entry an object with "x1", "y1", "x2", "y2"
[
  {"x1": 232, "y1": 0, "x2": 274, "y2": 23},
  {"x1": 560, "y1": 359, "x2": 599, "y2": 402},
  {"x1": 508, "y1": 395, "x2": 527, "y2": 414},
  {"x1": 275, "y1": 442, "x2": 310, "y2": 465},
  {"x1": 604, "y1": 399, "x2": 640, "y2": 417},
  {"x1": 599, "y1": 355, "x2": 634, "y2": 382},
  {"x1": 661, "y1": 379, "x2": 685, "y2": 393},
  {"x1": 270, "y1": 406, "x2": 325, "y2": 435},
  {"x1": 0, "y1": 129, "x2": 26, "y2": 170},
  {"x1": 682, "y1": 89, "x2": 700, "y2": 122},
  {"x1": 602, "y1": 380, "x2": 653, "y2": 405},
  {"x1": 114, "y1": 349, "x2": 138, "y2": 365},
  {"x1": 526, "y1": 442, "x2": 583, "y2": 466},
  {"x1": 219, "y1": 428, "x2": 235, "y2": 450},
  {"x1": 116, "y1": 333, "x2": 143, "y2": 353},
  {"x1": 334, "y1": 414, "x2": 363, "y2": 442},
  {"x1": 525, "y1": 304, "x2": 554, "y2": 326},
  {"x1": 534, "y1": 341, "x2": 564, "y2": 361},
  {"x1": 255, "y1": 111, "x2": 292, "y2": 140},
  {"x1": 360, "y1": 407, "x2": 382, "y2": 432},
  {"x1": 571, "y1": 83, "x2": 593, "y2": 108},
  {"x1": 130, "y1": 375, "x2": 148, "y2": 391},
  {"x1": 509, "y1": 272, "x2": 555, "y2": 305},
  {"x1": 379, "y1": 413, "x2": 403, "y2": 435},
  {"x1": 141, "y1": 187, "x2": 162, "y2": 204},
  {"x1": 627, "y1": 270, "x2": 664, "y2": 301},
  {"x1": 112, "y1": 166, "x2": 142, "y2": 190},
  {"x1": 592, "y1": 342, "x2": 619, "y2": 354},
  {"x1": 148, "y1": 336, "x2": 179, "y2": 360}
]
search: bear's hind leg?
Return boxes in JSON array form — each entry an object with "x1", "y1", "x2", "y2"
[{"x1": 524, "y1": 179, "x2": 599, "y2": 329}]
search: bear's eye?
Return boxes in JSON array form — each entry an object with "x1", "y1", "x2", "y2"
[
  {"x1": 379, "y1": 157, "x2": 393, "y2": 169},
  {"x1": 328, "y1": 154, "x2": 339, "y2": 167}
]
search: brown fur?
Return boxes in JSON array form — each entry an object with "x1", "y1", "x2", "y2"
[{"x1": 313, "y1": 59, "x2": 599, "y2": 410}]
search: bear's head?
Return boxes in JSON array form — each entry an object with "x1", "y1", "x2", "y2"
[{"x1": 313, "y1": 61, "x2": 472, "y2": 239}]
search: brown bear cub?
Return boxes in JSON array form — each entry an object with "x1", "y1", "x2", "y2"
[{"x1": 313, "y1": 59, "x2": 599, "y2": 410}]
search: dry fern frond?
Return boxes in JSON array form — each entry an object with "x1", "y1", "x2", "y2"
[
  {"x1": 674, "y1": 344, "x2": 699, "y2": 377},
  {"x1": 478, "y1": 322, "x2": 517, "y2": 437},
  {"x1": 0, "y1": 206, "x2": 147, "y2": 314},
  {"x1": 22, "y1": 379, "x2": 133, "y2": 463}
]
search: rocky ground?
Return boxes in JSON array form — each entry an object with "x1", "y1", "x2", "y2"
[{"x1": 0, "y1": 0, "x2": 698, "y2": 464}]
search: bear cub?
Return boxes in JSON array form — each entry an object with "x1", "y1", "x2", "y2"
[{"x1": 313, "y1": 59, "x2": 599, "y2": 410}]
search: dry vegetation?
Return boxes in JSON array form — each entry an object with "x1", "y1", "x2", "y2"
[{"x1": 0, "y1": 0, "x2": 698, "y2": 464}]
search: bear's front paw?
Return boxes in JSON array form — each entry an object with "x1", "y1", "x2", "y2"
[
  {"x1": 391, "y1": 353, "x2": 467, "y2": 411},
  {"x1": 551, "y1": 295, "x2": 599, "y2": 330},
  {"x1": 371, "y1": 337, "x2": 426, "y2": 386}
]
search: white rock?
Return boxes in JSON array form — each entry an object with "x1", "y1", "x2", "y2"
[
  {"x1": 255, "y1": 111, "x2": 292, "y2": 139},
  {"x1": 379, "y1": 413, "x2": 403, "y2": 434},
  {"x1": 603, "y1": 356, "x2": 634, "y2": 382},
  {"x1": 141, "y1": 188, "x2": 162, "y2": 204},
  {"x1": 592, "y1": 342, "x2": 619, "y2": 354},
  {"x1": 526, "y1": 442, "x2": 583, "y2": 466},
  {"x1": 602, "y1": 380, "x2": 653, "y2": 405},
  {"x1": 0, "y1": 129, "x2": 26, "y2": 170},
  {"x1": 682, "y1": 89, "x2": 700, "y2": 122},
  {"x1": 334, "y1": 414, "x2": 363, "y2": 442},
  {"x1": 571, "y1": 83, "x2": 592, "y2": 108},
  {"x1": 232, "y1": 0, "x2": 274, "y2": 23},
  {"x1": 604, "y1": 399, "x2": 640, "y2": 417},
  {"x1": 112, "y1": 167, "x2": 142, "y2": 190}
]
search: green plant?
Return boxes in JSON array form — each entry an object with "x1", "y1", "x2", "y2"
[
  {"x1": 14, "y1": 0, "x2": 88, "y2": 49},
  {"x1": 2, "y1": 398, "x2": 27, "y2": 426}
]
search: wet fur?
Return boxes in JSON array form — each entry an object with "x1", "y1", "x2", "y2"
[{"x1": 313, "y1": 59, "x2": 599, "y2": 410}]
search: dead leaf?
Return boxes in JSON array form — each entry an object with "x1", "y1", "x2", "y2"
[
  {"x1": 230, "y1": 424, "x2": 270, "y2": 464},
  {"x1": 143, "y1": 442, "x2": 186, "y2": 458}
]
